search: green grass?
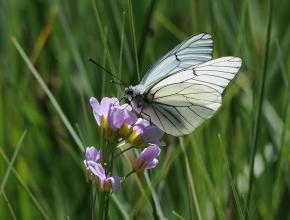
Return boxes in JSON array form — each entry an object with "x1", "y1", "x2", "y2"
[{"x1": 1, "y1": 0, "x2": 290, "y2": 219}]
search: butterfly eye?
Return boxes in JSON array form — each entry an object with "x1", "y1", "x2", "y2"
[
  {"x1": 125, "y1": 88, "x2": 133, "y2": 96},
  {"x1": 127, "y1": 89, "x2": 133, "y2": 95}
]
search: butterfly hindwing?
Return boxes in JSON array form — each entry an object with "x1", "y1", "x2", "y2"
[{"x1": 141, "y1": 56, "x2": 242, "y2": 136}]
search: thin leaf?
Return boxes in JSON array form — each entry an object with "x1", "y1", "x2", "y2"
[
  {"x1": 179, "y1": 137, "x2": 202, "y2": 220},
  {"x1": 247, "y1": 0, "x2": 274, "y2": 208},
  {"x1": 54, "y1": 0, "x2": 93, "y2": 95},
  {"x1": 218, "y1": 134, "x2": 245, "y2": 220},
  {"x1": 1, "y1": 130, "x2": 27, "y2": 190},
  {"x1": 0, "y1": 149, "x2": 51, "y2": 220},
  {"x1": 128, "y1": 0, "x2": 140, "y2": 80},
  {"x1": 12, "y1": 37, "x2": 84, "y2": 152}
]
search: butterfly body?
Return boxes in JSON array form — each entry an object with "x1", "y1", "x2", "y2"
[
  {"x1": 124, "y1": 33, "x2": 242, "y2": 136},
  {"x1": 125, "y1": 85, "x2": 146, "y2": 109}
]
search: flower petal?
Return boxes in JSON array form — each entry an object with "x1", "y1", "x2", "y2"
[
  {"x1": 139, "y1": 145, "x2": 161, "y2": 162},
  {"x1": 87, "y1": 161, "x2": 106, "y2": 181},
  {"x1": 133, "y1": 118, "x2": 150, "y2": 135},
  {"x1": 123, "y1": 109, "x2": 137, "y2": 125},
  {"x1": 90, "y1": 97, "x2": 101, "y2": 125},
  {"x1": 135, "y1": 118, "x2": 150, "y2": 127},
  {"x1": 85, "y1": 146, "x2": 101, "y2": 163},
  {"x1": 108, "y1": 176, "x2": 121, "y2": 192},
  {"x1": 100, "y1": 97, "x2": 119, "y2": 116},
  {"x1": 143, "y1": 126, "x2": 164, "y2": 144},
  {"x1": 118, "y1": 103, "x2": 132, "y2": 111},
  {"x1": 145, "y1": 158, "x2": 159, "y2": 169}
]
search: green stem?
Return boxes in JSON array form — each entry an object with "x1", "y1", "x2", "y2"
[
  {"x1": 92, "y1": 184, "x2": 97, "y2": 220},
  {"x1": 103, "y1": 151, "x2": 115, "y2": 220},
  {"x1": 112, "y1": 145, "x2": 134, "y2": 161},
  {"x1": 246, "y1": 0, "x2": 273, "y2": 212},
  {"x1": 98, "y1": 191, "x2": 106, "y2": 220},
  {"x1": 98, "y1": 140, "x2": 110, "y2": 220},
  {"x1": 148, "y1": 170, "x2": 158, "y2": 220},
  {"x1": 123, "y1": 170, "x2": 136, "y2": 181},
  {"x1": 104, "y1": 192, "x2": 111, "y2": 220}
]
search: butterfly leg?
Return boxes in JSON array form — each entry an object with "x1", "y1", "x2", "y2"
[
  {"x1": 131, "y1": 106, "x2": 153, "y2": 127},
  {"x1": 139, "y1": 109, "x2": 152, "y2": 125},
  {"x1": 112, "y1": 97, "x2": 124, "y2": 106},
  {"x1": 118, "y1": 96, "x2": 124, "y2": 102}
]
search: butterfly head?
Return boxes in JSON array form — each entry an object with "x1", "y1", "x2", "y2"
[{"x1": 124, "y1": 86, "x2": 134, "y2": 101}]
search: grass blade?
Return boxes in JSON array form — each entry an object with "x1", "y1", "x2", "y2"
[
  {"x1": 91, "y1": 0, "x2": 116, "y2": 74},
  {"x1": 137, "y1": 0, "x2": 159, "y2": 66},
  {"x1": 179, "y1": 137, "x2": 202, "y2": 220},
  {"x1": 0, "y1": 130, "x2": 26, "y2": 220},
  {"x1": 218, "y1": 134, "x2": 245, "y2": 220},
  {"x1": 270, "y1": 40, "x2": 290, "y2": 217},
  {"x1": 144, "y1": 171, "x2": 166, "y2": 220},
  {"x1": 155, "y1": 12, "x2": 186, "y2": 41},
  {"x1": 0, "y1": 189, "x2": 17, "y2": 220},
  {"x1": 128, "y1": 0, "x2": 140, "y2": 80},
  {"x1": 1, "y1": 130, "x2": 27, "y2": 190},
  {"x1": 0, "y1": 149, "x2": 51, "y2": 220},
  {"x1": 111, "y1": 195, "x2": 130, "y2": 220},
  {"x1": 55, "y1": 0, "x2": 93, "y2": 95},
  {"x1": 172, "y1": 210, "x2": 186, "y2": 220},
  {"x1": 246, "y1": 0, "x2": 273, "y2": 210},
  {"x1": 117, "y1": 11, "x2": 126, "y2": 95},
  {"x1": 12, "y1": 37, "x2": 84, "y2": 152}
]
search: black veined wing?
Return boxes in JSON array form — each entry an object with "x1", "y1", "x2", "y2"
[
  {"x1": 140, "y1": 33, "x2": 213, "y2": 88},
  {"x1": 140, "y1": 57, "x2": 242, "y2": 136}
]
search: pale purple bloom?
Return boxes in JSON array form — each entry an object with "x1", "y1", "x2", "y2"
[
  {"x1": 84, "y1": 146, "x2": 120, "y2": 191},
  {"x1": 84, "y1": 146, "x2": 102, "y2": 175},
  {"x1": 90, "y1": 97, "x2": 118, "y2": 126},
  {"x1": 108, "y1": 106, "x2": 137, "y2": 130},
  {"x1": 118, "y1": 104, "x2": 137, "y2": 125},
  {"x1": 133, "y1": 145, "x2": 161, "y2": 171},
  {"x1": 90, "y1": 162, "x2": 121, "y2": 192},
  {"x1": 90, "y1": 97, "x2": 137, "y2": 130},
  {"x1": 132, "y1": 118, "x2": 165, "y2": 146},
  {"x1": 84, "y1": 146, "x2": 101, "y2": 165}
]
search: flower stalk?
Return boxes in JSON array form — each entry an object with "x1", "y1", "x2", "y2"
[{"x1": 84, "y1": 97, "x2": 165, "y2": 219}]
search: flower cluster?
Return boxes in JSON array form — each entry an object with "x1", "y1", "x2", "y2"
[
  {"x1": 90, "y1": 97, "x2": 137, "y2": 139},
  {"x1": 85, "y1": 97, "x2": 165, "y2": 192},
  {"x1": 90, "y1": 97, "x2": 164, "y2": 147}
]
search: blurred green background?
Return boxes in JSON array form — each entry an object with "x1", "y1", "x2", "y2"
[{"x1": 1, "y1": 0, "x2": 290, "y2": 219}]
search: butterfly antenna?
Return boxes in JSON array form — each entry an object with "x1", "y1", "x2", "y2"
[
  {"x1": 88, "y1": 58, "x2": 127, "y2": 86},
  {"x1": 109, "y1": 80, "x2": 123, "y2": 85}
]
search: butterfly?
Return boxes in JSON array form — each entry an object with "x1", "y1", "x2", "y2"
[{"x1": 124, "y1": 33, "x2": 242, "y2": 136}]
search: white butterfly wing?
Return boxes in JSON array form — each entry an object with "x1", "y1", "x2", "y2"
[
  {"x1": 141, "y1": 57, "x2": 242, "y2": 136},
  {"x1": 140, "y1": 33, "x2": 213, "y2": 88}
]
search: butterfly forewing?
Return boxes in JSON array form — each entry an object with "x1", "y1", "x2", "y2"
[{"x1": 140, "y1": 33, "x2": 213, "y2": 88}]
